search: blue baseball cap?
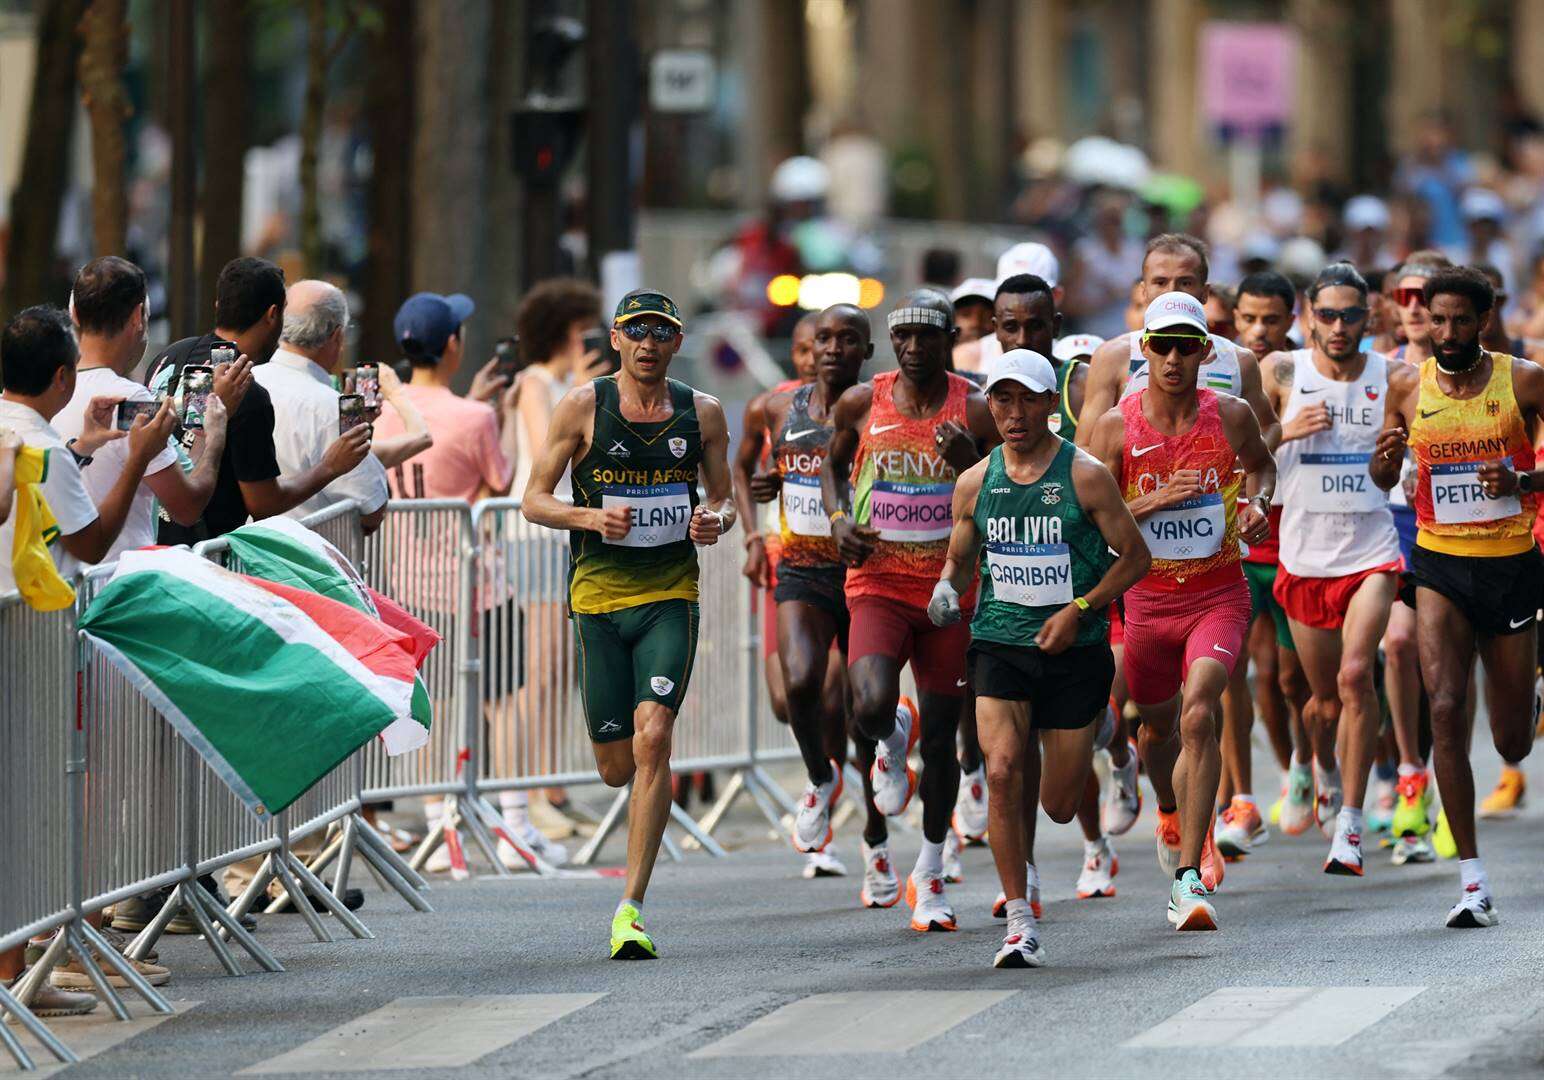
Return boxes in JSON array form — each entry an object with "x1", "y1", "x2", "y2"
[{"x1": 393, "y1": 292, "x2": 476, "y2": 361}]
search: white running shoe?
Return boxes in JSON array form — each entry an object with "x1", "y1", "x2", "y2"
[
  {"x1": 1093, "y1": 703, "x2": 1116, "y2": 751},
  {"x1": 794, "y1": 764, "x2": 843, "y2": 853},
  {"x1": 1445, "y1": 883, "x2": 1499, "y2": 928},
  {"x1": 953, "y1": 766, "x2": 989, "y2": 842},
  {"x1": 424, "y1": 842, "x2": 454, "y2": 873},
  {"x1": 1323, "y1": 816, "x2": 1364, "y2": 877},
  {"x1": 870, "y1": 700, "x2": 919, "y2": 817},
  {"x1": 1103, "y1": 747, "x2": 1141, "y2": 836},
  {"x1": 1391, "y1": 834, "x2": 1436, "y2": 866},
  {"x1": 803, "y1": 847, "x2": 847, "y2": 878},
  {"x1": 499, "y1": 823, "x2": 569, "y2": 870},
  {"x1": 942, "y1": 829, "x2": 964, "y2": 883},
  {"x1": 906, "y1": 870, "x2": 958, "y2": 932},
  {"x1": 993, "y1": 919, "x2": 1046, "y2": 968},
  {"x1": 859, "y1": 841, "x2": 900, "y2": 908},
  {"x1": 1167, "y1": 869, "x2": 1218, "y2": 931},
  {"x1": 1314, "y1": 765, "x2": 1343, "y2": 839},
  {"x1": 1076, "y1": 836, "x2": 1118, "y2": 898},
  {"x1": 993, "y1": 862, "x2": 1042, "y2": 919}
]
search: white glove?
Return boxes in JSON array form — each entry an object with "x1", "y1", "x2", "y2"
[{"x1": 928, "y1": 579, "x2": 962, "y2": 626}]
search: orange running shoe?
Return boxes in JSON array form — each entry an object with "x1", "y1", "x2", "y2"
[
  {"x1": 1200, "y1": 822, "x2": 1224, "y2": 893},
  {"x1": 1154, "y1": 808, "x2": 1181, "y2": 877}
]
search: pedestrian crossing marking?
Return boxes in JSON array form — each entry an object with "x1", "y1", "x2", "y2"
[
  {"x1": 0, "y1": 999, "x2": 197, "y2": 1078},
  {"x1": 236, "y1": 994, "x2": 602, "y2": 1074},
  {"x1": 1124, "y1": 986, "x2": 1425, "y2": 1048},
  {"x1": 689, "y1": 990, "x2": 1015, "y2": 1057}
]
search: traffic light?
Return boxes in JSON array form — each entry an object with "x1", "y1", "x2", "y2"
[{"x1": 511, "y1": 108, "x2": 583, "y2": 188}]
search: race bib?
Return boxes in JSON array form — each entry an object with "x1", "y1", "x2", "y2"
[
  {"x1": 781, "y1": 473, "x2": 830, "y2": 537},
  {"x1": 1144, "y1": 493, "x2": 1225, "y2": 560},
  {"x1": 868, "y1": 480, "x2": 953, "y2": 542},
  {"x1": 602, "y1": 482, "x2": 691, "y2": 547},
  {"x1": 1300, "y1": 452, "x2": 1385, "y2": 514},
  {"x1": 1430, "y1": 460, "x2": 1521, "y2": 525},
  {"x1": 986, "y1": 542, "x2": 1073, "y2": 607}
]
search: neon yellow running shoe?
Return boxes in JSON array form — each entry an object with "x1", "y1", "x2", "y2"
[
  {"x1": 1268, "y1": 778, "x2": 1285, "y2": 826},
  {"x1": 1432, "y1": 808, "x2": 1458, "y2": 860},
  {"x1": 610, "y1": 903, "x2": 657, "y2": 960}
]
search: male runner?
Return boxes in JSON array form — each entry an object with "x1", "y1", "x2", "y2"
[
  {"x1": 930, "y1": 349, "x2": 1149, "y2": 967},
  {"x1": 522, "y1": 289, "x2": 735, "y2": 959},
  {"x1": 1372, "y1": 267, "x2": 1542, "y2": 927},
  {"x1": 1218, "y1": 270, "x2": 1315, "y2": 853},
  {"x1": 1087, "y1": 292, "x2": 1275, "y2": 931},
  {"x1": 1262, "y1": 263, "x2": 1404, "y2": 876},
  {"x1": 736, "y1": 305, "x2": 892, "y2": 893},
  {"x1": 822, "y1": 290, "x2": 999, "y2": 932}
]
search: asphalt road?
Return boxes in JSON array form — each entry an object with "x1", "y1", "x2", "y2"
[{"x1": 7, "y1": 737, "x2": 1544, "y2": 1079}]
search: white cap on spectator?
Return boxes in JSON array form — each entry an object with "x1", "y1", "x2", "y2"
[
  {"x1": 996, "y1": 242, "x2": 1060, "y2": 288},
  {"x1": 1343, "y1": 194, "x2": 1390, "y2": 232},
  {"x1": 1143, "y1": 292, "x2": 1208, "y2": 335},
  {"x1": 949, "y1": 278, "x2": 996, "y2": 305},
  {"x1": 984, "y1": 348, "x2": 1057, "y2": 394},
  {"x1": 1461, "y1": 187, "x2": 1506, "y2": 223},
  {"x1": 1052, "y1": 334, "x2": 1105, "y2": 363}
]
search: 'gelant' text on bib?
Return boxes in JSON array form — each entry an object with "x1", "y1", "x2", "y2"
[{"x1": 602, "y1": 482, "x2": 692, "y2": 547}]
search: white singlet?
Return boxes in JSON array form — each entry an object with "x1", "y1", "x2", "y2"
[
  {"x1": 1122, "y1": 332, "x2": 1244, "y2": 401},
  {"x1": 1276, "y1": 349, "x2": 1400, "y2": 577}
]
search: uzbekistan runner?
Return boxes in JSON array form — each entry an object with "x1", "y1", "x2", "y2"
[
  {"x1": 1087, "y1": 291, "x2": 1276, "y2": 932},
  {"x1": 1372, "y1": 266, "x2": 1543, "y2": 928},
  {"x1": 522, "y1": 289, "x2": 735, "y2": 960},
  {"x1": 822, "y1": 290, "x2": 1000, "y2": 931},
  {"x1": 930, "y1": 349, "x2": 1149, "y2": 968},
  {"x1": 1262, "y1": 263, "x2": 1403, "y2": 876}
]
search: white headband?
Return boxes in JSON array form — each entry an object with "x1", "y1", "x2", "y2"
[{"x1": 887, "y1": 306, "x2": 949, "y2": 331}]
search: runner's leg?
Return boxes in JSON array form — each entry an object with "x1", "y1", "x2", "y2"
[
  {"x1": 1170, "y1": 659, "x2": 1230, "y2": 869},
  {"x1": 1334, "y1": 575, "x2": 1399, "y2": 813},
  {"x1": 777, "y1": 601, "x2": 839, "y2": 785},
  {"x1": 1418, "y1": 588, "x2": 1480, "y2": 860},
  {"x1": 979, "y1": 697, "x2": 1032, "y2": 902}
]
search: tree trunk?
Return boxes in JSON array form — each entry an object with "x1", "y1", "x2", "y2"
[
  {"x1": 199, "y1": 0, "x2": 252, "y2": 325},
  {"x1": 2, "y1": 0, "x2": 88, "y2": 321},
  {"x1": 361, "y1": 0, "x2": 416, "y2": 368},
  {"x1": 300, "y1": 0, "x2": 327, "y2": 276},
  {"x1": 78, "y1": 0, "x2": 132, "y2": 256}
]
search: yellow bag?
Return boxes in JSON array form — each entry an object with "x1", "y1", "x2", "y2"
[{"x1": 11, "y1": 445, "x2": 76, "y2": 611}]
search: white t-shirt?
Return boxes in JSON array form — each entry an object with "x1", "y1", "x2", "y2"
[
  {"x1": 254, "y1": 350, "x2": 389, "y2": 520},
  {"x1": 51, "y1": 367, "x2": 180, "y2": 566},
  {"x1": 0, "y1": 398, "x2": 101, "y2": 593}
]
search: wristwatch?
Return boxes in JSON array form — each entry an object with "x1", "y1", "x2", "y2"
[
  {"x1": 1073, "y1": 596, "x2": 1093, "y2": 619},
  {"x1": 1250, "y1": 493, "x2": 1271, "y2": 517},
  {"x1": 66, "y1": 438, "x2": 92, "y2": 467}
]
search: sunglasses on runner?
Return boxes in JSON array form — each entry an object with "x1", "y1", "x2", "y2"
[
  {"x1": 619, "y1": 321, "x2": 680, "y2": 342},
  {"x1": 1312, "y1": 306, "x2": 1369, "y2": 326},
  {"x1": 1391, "y1": 287, "x2": 1426, "y2": 308},
  {"x1": 1142, "y1": 331, "x2": 1208, "y2": 356}
]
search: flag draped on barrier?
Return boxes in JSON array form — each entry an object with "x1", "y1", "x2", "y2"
[{"x1": 78, "y1": 535, "x2": 435, "y2": 820}]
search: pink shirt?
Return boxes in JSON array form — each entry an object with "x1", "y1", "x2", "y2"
[{"x1": 374, "y1": 384, "x2": 512, "y2": 502}]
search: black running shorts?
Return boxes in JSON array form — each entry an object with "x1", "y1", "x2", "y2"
[
  {"x1": 1405, "y1": 545, "x2": 1544, "y2": 637},
  {"x1": 967, "y1": 640, "x2": 1115, "y2": 730}
]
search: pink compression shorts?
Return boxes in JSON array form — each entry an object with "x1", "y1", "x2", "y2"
[{"x1": 1121, "y1": 576, "x2": 1252, "y2": 706}]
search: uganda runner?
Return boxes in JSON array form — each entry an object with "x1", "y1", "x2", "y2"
[
  {"x1": 930, "y1": 349, "x2": 1148, "y2": 967},
  {"x1": 1372, "y1": 266, "x2": 1544, "y2": 928},
  {"x1": 1262, "y1": 263, "x2": 1403, "y2": 877},
  {"x1": 735, "y1": 305, "x2": 890, "y2": 886},
  {"x1": 1086, "y1": 292, "x2": 1276, "y2": 932},
  {"x1": 822, "y1": 290, "x2": 1000, "y2": 932},
  {"x1": 522, "y1": 289, "x2": 735, "y2": 960}
]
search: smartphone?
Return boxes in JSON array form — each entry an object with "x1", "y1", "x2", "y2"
[
  {"x1": 116, "y1": 400, "x2": 160, "y2": 432},
  {"x1": 582, "y1": 327, "x2": 619, "y2": 376},
  {"x1": 209, "y1": 339, "x2": 239, "y2": 366},
  {"x1": 494, "y1": 336, "x2": 520, "y2": 380},
  {"x1": 355, "y1": 362, "x2": 381, "y2": 409},
  {"x1": 339, "y1": 393, "x2": 367, "y2": 436},
  {"x1": 180, "y1": 365, "x2": 214, "y2": 430}
]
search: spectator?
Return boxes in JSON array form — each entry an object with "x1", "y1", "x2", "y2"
[
  {"x1": 255, "y1": 280, "x2": 389, "y2": 533},
  {"x1": 1338, "y1": 195, "x2": 1397, "y2": 270},
  {"x1": 148, "y1": 256, "x2": 369, "y2": 543},
  {"x1": 55, "y1": 257, "x2": 235, "y2": 565},
  {"x1": 0, "y1": 426, "x2": 15, "y2": 525},
  {"x1": 1067, "y1": 190, "x2": 1143, "y2": 337},
  {"x1": 1394, "y1": 111, "x2": 1473, "y2": 248},
  {"x1": 1456, "y1": 188, "x2": 1515, "y2": 294},
  {"x1": 365, "y1": 361, "x2": 434, "y2": 470},
  {"x1": 372, "y1": 292, "x2": 518, "y2": 501}
]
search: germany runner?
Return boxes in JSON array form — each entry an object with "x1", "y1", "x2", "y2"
[
  {"x1": 822, "y1": 290, "x2": 999, "y2": 932},
  {"x1": 1372, "y1": 266, "x2": 1544, "y2": 928},
  {"x1": 1087, "y1": 292, "x2": 1276, "y2": 931},
  {"x1": 930, "y1": 349, "x2": 1148, "y2": 967},
  {"x1": 522, "y1": 289, "x2": 735, "y2": 960}
]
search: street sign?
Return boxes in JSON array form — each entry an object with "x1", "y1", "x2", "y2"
[
  {"x1": 1200, "y1": 22, "x2": 1296, "y2": 135},
  {"x1": 650, "y1": 49, "x2": 716, "y2": 113}
]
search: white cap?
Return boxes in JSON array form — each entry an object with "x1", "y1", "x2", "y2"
[
  {"x1": 995, "y1": 242, "x2": 1060, "y2": 288},
  {"x1": 984, "y1": 349, "x2": 1057, "y2": 394},
  {"x1": 949, "y1": 278, "x2": 996, "y2": 306},
  {"x1": 1142, "y1": 292, "x2": 1208, "y2": 334},
  {"x1": 769, "y1": 156, "x2": 830, "y2": 203},
  {"x1": 1461, "y1": 187, "x2": 1506, "y2": 223},
  {"x1": 1052, "y1": 334, "x2": 1105, "y2": 363},
  {"x1": 1343, "y1": 194, "x2": 1390, "y2": 232}
]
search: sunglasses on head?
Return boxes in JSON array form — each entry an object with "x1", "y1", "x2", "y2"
[
  {"x1": 1142, "y1": 331, "x2": 1208, "y2": 357},
  {"x1": 1391, "y1": 287, "x2": 1426, "y2": 308},
  {"x1": 619, "y1": 321, "x2": 678, "y2": 342},
  {"x1": 1313, "y1": 306, "x2": 1368, "y2": 326}
]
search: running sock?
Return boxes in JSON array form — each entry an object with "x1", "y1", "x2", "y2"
[
  {"x1": 1004, "y1": 898, "x2": 1033, "y2": 923},
  {"x1": 1458, "y1": 858, "x2": 1487, "y2": 892},
  {"x1": 1235, "y1": 793, "x2": 1256, "y2": 809},
  {"x1": 617, "y1": 897, "x2": 643, "y2": 918},
  {"x1": 1083, "y1": 837, "x2": 1105, "y2": 858},
  {"x1": 914, "y1": 839, "x2": 945, "y2": 878}
]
